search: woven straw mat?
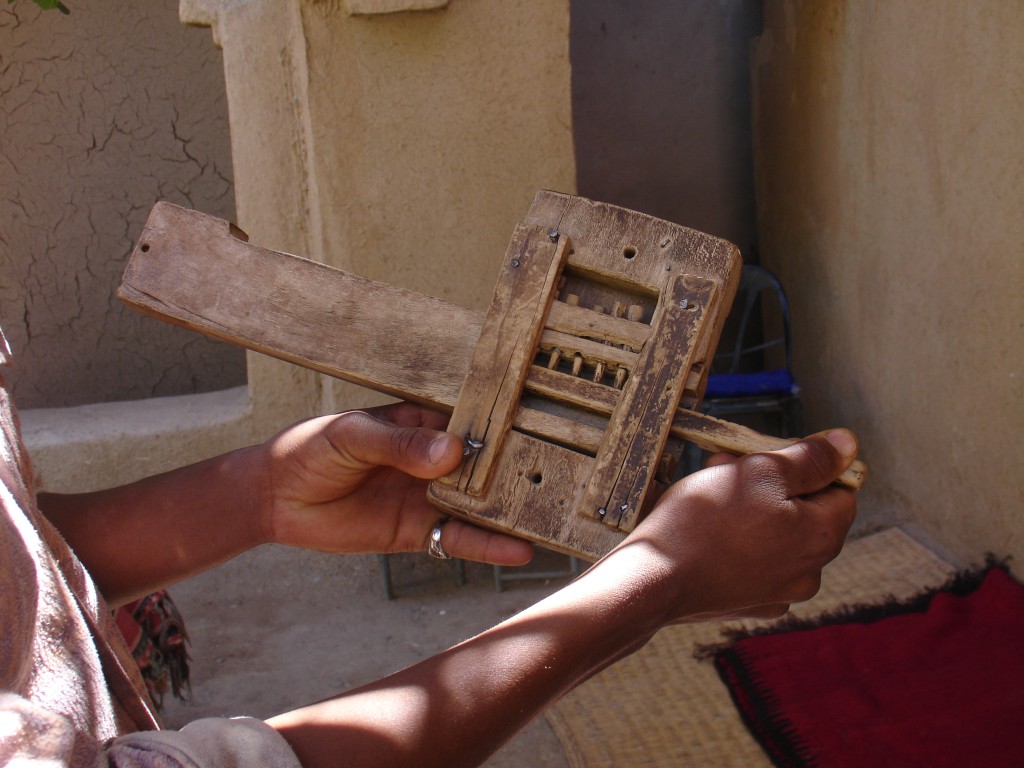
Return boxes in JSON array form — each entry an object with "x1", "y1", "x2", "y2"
[{"x1": 544, "y1": 527, "x2": 958, "y2": 768}]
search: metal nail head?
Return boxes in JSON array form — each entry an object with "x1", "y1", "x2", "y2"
[{"x1": 463, "y1": 435, "x2": 485, "y2": 456}]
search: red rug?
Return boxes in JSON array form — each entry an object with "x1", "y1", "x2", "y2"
[{"x1": 709, "y1": 564, "x2": 1024, "y2": 768}]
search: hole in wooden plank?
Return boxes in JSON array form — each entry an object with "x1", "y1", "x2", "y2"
[{"x1": 623, "y1": 246, "x2": 637, "y2": 259}]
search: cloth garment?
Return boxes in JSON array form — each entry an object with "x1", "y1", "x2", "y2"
[
  {"x1": 0, "y1": 327, "x2": 301, "y2": 767},
  {"x1": 710, "y1": 564, "x2": 1024, "y2": 768},
  {"x1": 115, "y1": 590, "x2": 192, "y2": 709}
]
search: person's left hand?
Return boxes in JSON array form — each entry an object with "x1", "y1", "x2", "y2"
[{"x1": 257, "y1": 402, "x2": 533, "y2": 566}]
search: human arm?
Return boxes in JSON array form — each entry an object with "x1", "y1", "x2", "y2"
[
  {"x1": 37, "y1": 403, "x2": 533, "y2": 607},
  {"x1": 266, "y1": 430, "x2": 860, "y2": 768}
]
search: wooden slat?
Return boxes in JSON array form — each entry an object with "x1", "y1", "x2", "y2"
[
  {"x1": 118, "y1": 202, "x2": 475, "y2": 410},
  {"x1": 578, "y1": 275, "x2": 717, "y2": 531},
  {"x1": 538, "y1": 329, "x2": 639, "y2": 370},
  {"x1": 519, "y1": 368, "x2": 865, "y2": 490},
  {"x1": 524, "y1": 190, "x2": 740, "y2": 301},
  {"x1": 524, "y1": 365, "x2": 615, "y2": 416},
  {"x1": 513, "y1": 406, "x2": 605, "y2": 454},
  {"x1": 673, "y1": 410, "x2": 867, "y2": 490},
  {"x1": 437, "y1": 226, "x2": 570, "y2": 497},
  {"x1": 546, "y1": 300, "x2": 652, "y2": 348}
]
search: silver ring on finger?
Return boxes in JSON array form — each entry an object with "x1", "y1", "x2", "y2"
[{"x1": 427, "y1": 518, "x2": 452, "y2": 560}]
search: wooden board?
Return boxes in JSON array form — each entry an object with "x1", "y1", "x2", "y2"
[
  {"x1": 578, "y1": 275, "x2": 717, "y2": 531},
  {"x1": 438, "y1": 225, "x2": 570, "y2": 497},
  {"x1": 118, "y1": 201, "x2": 475, "y2": 410}
]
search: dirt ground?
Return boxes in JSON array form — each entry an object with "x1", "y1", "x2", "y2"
[{"x1": 159, "y1": 544, "x2": 578, "y2": 766}]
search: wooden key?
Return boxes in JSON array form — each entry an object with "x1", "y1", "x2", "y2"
[{"x1": 118, "y1": 191, "x2": 867, "y2": 560}]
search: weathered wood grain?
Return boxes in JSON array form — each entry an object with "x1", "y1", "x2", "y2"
[
  {"x1": 438, "y1": 226, "x2": 570, "y2": 497},
  {"x1": 577, "y1": 275, "x2": 716, "y2": 531},
  {"x1": 118, "y1": 202, "x2": 476, "y2": 410}
]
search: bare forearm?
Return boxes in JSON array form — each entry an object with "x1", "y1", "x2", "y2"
[
  {"x1": 267, "y1": 548, "x2": 669, "y2": 768},
  {"x1": 38, "y1": 444, "x2": 269, "y2": 607}
]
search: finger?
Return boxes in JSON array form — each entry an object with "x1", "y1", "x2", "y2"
[
  {"x1": 366, "y1": 401, "x2": 451, "y2": 431},
  {"x1": 773, "y1": 429, "x2": 859, "y2": 498},
  {"x1": 433, "y1": 519, "x2": 534, "y2": 566},
  {"x1": 326, "y1": 411, "x2": 464, "y2": 479}
]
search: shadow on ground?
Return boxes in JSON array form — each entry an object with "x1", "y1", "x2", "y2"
[{"x1": 160, "y1": 545, "x2": 578, "y2": 767}]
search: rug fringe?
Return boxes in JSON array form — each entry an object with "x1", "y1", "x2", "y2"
[{"x1": 694, "y1": 554, "x2": 1013, "y2": 660}]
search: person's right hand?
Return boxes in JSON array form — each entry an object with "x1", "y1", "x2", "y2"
[
  {"x1": 592, "y1": 429, "x2": 860, "y2": 628},
  {"x1": 257, "y1": 402, "x2": 534, "y2": 566}
]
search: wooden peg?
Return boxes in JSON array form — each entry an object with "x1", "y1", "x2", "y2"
[
  {"x1": 572, "y1": 352, "x2": 584, "y2": 377},
  {"x1": 592, "y1": 304, "x2": 607, "y2": 383}
]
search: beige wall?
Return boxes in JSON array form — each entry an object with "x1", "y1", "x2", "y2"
[
  {"x1": 752, "y1": 0, "x2": 1023, "y2": 562},
  {"x1": 189, "y1": 0, "x2": 575, "y2": 421},
  {"x1": 0, "y1": 0, "x2": 244, "y2": 409}
]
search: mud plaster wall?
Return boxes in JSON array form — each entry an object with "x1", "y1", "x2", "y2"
[
  {"x1": 752, "y1": 0, "x2": 1023, "y2": 563},
  {"x1": 20, "y1": 0, "x2": 576, "y2": 492},
  {"x1": 0, "y1": 0, "x2": 243, "y2": 409}
]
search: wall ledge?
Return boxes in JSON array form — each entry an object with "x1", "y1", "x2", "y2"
[
  {"x1": 344, "y1": 0, "x2": 448, "y2": 16},
  {"x1": 21, "y1": 386, "x2": 252, "y2": 449}
]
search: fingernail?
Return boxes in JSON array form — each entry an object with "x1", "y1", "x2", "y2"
[
  {"x1": 825, "y1": 429, "x2": 857, "y2": 459},
  {"x1": 428, "y1": 434, "x2": 453, "y2": 465}
]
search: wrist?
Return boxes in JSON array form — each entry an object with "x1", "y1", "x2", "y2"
[
  {"x1": 227, "y1": 442, "x2": 276, "y2": 548},
  {"x1": 573, "y1": 536, "x2": 706, "y2": 639}
]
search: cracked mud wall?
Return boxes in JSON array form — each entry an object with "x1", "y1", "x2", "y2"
[{"x1": 1, "y1": 0, "x2": 243, "y2": 409}]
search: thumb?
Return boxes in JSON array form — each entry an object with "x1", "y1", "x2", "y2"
[
  {"x1": 775, "y1": 429, "x2": 859, "y2": 498},
  {"x1": 325, "y1": 411, "x2": 464, "y2": 480}
]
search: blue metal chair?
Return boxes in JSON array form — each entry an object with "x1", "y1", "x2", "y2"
[
  {"x1": 701, "y1": 264, "x2": 804, "y2": 435},
  {"x1": 683, "y1": 264, "x2": 803, "y2": 476}
]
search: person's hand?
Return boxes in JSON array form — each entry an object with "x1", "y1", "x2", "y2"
[
  {"x1": 257, "y1": 402, "x2": 533, "y2": 566},
  {"x1": 591, "y1": 429, "x2": 860, "y2": 627}
]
